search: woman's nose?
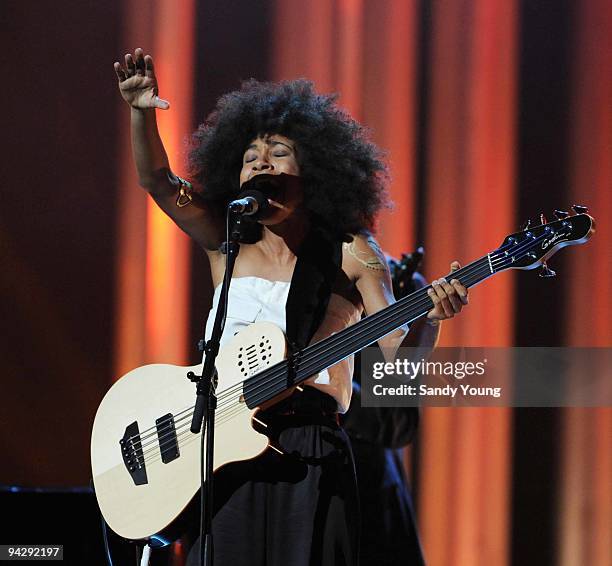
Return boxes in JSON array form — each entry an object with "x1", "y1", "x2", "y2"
[
  {"x1": 252, "y1": 158, "x2": 274, "y2": 171},
  {"x1": 253, "y1": 148, "x2": 274, "y2": 171}
]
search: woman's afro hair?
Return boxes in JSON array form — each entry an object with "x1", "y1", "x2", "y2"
[{"x1": 188, "y1": 79, "x2": 390, "y2": 236}]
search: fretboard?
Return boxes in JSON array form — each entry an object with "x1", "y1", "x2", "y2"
[{"x1": 243, "y1": 254, "x2": 494, "y2": 408}]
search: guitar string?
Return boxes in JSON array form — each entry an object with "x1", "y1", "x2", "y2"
[
  {"x1": 258, "y1": 229, "x2": 556, "y2": 389},
  {"x1": 139, "y1": 253, "x2": 493, "y2": 447},
  {"x1": 213, "y1": 244, "x2": 511, "y2": 412},
  {"x1": 130, "y1": 407, "x2": 198, "y2": 452},
  {"x1": 244, "y1": 265, "x2": 496, "y2": 408},
  {"x1": 126, "y1": 228, "x2": 561, "y2": 456},
  {"x1": 231, "y1": 247, "x2": 535, "y2": 407},
  {"x1": 135, "y1": 395, "x2": 279, "y2": 465},
  {"x1": 209, "y1": 228, "x2": 549, "y2": 406},
  {"x1": 134, "y1": 257, "x2": 503, "y2": 460},
  {"x1": 135, "y1": 392, "x2": 276, "y2": 465},
  {"x1": 125, "y1": 237, "x2": 519, "y2": 447},
  {"x1": 132, "y1": 255, "x2": 511, "y2": 459},
  {"x1": 137, "y1": 261, "x2": 505, "y2": 463},
  {"x1": 130, "y1": 222, "x2": 584, "y2": 466},
  {"x1": 128, "y1": 251, "x2": 511, "y2": 454},
  {"x1": 215, "y1": 225, "x2": 553, "y2": 410},
  {"x1": 127, "y1": 255, "x2": 493, "y2": 452},
  {"x1": 209, "y1": 255, "x2": 491, "y2": 404},
  {"x1": 138, "y1": 248, "x2": 563, "y2": 464},
  {"x1": 136, "y1": 407, "x2": 271, "y2": 467},
  {"x1": 133, "y1": 424, "x2": 201, "y2": 467},
  {"x1": 237, "y1": 230, "x2": 561, "y2": 412}
]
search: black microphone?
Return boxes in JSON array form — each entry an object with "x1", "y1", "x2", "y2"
[{"x1": 228, "y1": 190, "x2": 269, "y2": 217}]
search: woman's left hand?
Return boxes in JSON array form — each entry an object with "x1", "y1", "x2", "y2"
[{"x1": 426, "y1": 261, "x2": 469, "y2": 322}]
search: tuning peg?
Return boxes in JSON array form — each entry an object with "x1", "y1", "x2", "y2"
[
  {"x1": 521, "y1": 219, "x2": 532, "y2": 231},
  {"x1": 554, "y1": 209, "x2": 569, "y2": 220},
  {"x1": 572, "y1": 204, "x2": 588, "y2": 214},
  {"x1": 539, "y1": 261, "x2": 556, "y2": 278},
  {"x1": 540, "y1": 213, "x2": 548, "y2": 225}
]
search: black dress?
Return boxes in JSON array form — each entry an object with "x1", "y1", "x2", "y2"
[
  {"x1": 186, "y1": 388, "x2": 359, "y2": 566},
  {"x1": 342, "y1": 385, "x2": 425, "y2": 566}
]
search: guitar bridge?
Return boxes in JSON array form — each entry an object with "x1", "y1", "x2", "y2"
[{"x1": 120, "y1": 422, "x2": 148, "y2": 486}]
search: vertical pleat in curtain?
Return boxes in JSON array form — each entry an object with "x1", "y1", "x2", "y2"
[
  {"x1": 412, "y1": 1, "x2": 516, "y2": 564},
  {"x1": 114, "y1": 0, "x2": 195, "y2": 376},
  {"x1": 560, "y1": 1, "x2": 612, "y2": 565}
]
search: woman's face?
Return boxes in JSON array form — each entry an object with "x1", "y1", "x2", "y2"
[
  {"x1": 240, "y1": 134, "x2": 299, "y2": 184},
  {"x1": 239, "y1": 134, "x2": 302, "y2": 224}
]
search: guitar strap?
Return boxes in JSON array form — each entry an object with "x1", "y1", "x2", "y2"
[{"x1": 285, "y1": 225, "x2": 343, "y2": 351}]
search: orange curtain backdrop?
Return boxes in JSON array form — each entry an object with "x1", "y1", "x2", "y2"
[
  {"x1": 272, "y1": 0, "x2": 335, "y2": 94},
  {"x1": 560, "y1": 1, "x2": 612, "y2": 564},
  {"x1": 417, "y1": 1, "x2": 516, "y2": 565},
  {"x1": 272, "y1": 0, "x2": 418, "y2": 257},
  {"x1": 114, "y1": 0, "x2": 195, "y2": 377},
  {"x1": 356, "y1": 0, "x2": 418, "y2": 257}
]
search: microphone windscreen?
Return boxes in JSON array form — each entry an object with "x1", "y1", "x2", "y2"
[{"x1": 235, "y1": 189, "x2": 269, "y2": 217}]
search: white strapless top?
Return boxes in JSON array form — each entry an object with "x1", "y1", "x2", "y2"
[{"x1": 204, "y1": 276, "x2": 362, "y2": 412}]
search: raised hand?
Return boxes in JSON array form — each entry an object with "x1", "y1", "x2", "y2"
[{"x1": 113, "y1": 48, "x2": 169, "y2": 110}]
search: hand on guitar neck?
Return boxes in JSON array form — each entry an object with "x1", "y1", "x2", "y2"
[{"x1": 386, "y1": 249, "x2": 467, "y2": 351}]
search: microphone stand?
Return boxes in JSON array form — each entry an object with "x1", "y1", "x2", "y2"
[{"x1": 188, "y1": 211, "x2": 242, "y2": 566}]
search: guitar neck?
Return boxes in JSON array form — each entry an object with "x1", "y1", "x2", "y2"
[{"x1": 244, "y1": 254, "x2": 494, "y2": 408}]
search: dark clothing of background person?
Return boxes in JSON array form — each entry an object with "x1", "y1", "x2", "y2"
[
  {"x1": 342, "y1": 385, "x2": 424, "y2": 566},
  {"x1": 341, "y1": 269, "x2": 427, "y2": 566}
]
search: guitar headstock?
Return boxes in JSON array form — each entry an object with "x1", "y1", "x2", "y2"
[{"x1": 492, "y1": 207, "x2": 595, "y2": 274}]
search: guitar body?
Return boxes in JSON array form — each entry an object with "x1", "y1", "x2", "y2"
[{"x1": 91, "y1": 322, "x2": 287, "y2": 542}]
